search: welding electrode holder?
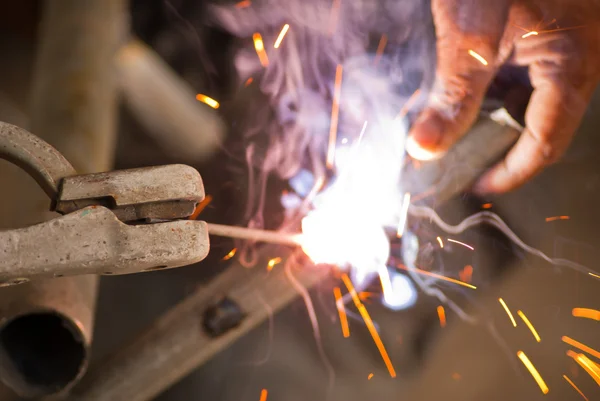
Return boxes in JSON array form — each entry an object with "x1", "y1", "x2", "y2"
[
  {"x1": 401, "y1": 108, "x2": 524, "y2": 207},
  {"x1": 0, "y1": 122, "x2": 210, "y2": 285}
]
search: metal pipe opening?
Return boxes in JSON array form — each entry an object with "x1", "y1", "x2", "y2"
[{"x1": 0, "y1": 312, "x2": 87, "y2": 398}]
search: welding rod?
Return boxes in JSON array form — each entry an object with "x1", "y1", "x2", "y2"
[
  {"x1": 207, "y1": 223, "x2": 302, "y2": 247},
  {"x1": 70, "y1": 251, "x2": 329, "y2": 401}
]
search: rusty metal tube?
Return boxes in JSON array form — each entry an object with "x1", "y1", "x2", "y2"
[
  {"x1": 70, "y1": 253, "x2": 328, "y2": 401},
  {"x1": 0, "y1": 0, "x2": 125, "y2": 398}
]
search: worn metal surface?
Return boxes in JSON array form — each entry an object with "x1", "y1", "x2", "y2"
[
  {"x1": 117, "y1": 39, "x2": 225, "y2": 162},
  {"x1": 56, "y1": 165, "x2": 205, "y2": 222},
  {"x1": 0, "y1": 122, "x2": 76, "y2": 200},
  {"x1": 0, "y1": 206, "x2": 209, "y2": 283},
  {"x1": 0, "y1": 0, "x2": 126, "y2": 398},
  {"x1": 401, "y1": 110, "x2": 522, "y2": 206},
  {"x1": 70, "y1": 252, "x2": 329, "y2": 401}
]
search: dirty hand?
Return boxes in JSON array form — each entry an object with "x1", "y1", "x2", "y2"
[{"x1": 406, "y1": 0, "x2": 600, "y2": 193}]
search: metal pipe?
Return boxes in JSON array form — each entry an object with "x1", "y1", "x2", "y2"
[
  {"x1": 0, "y1": 0, "x2": 125, "y2": 398},
  {"x1": 116, "y1": 39, "x2": 226, "y2": 162},
  {"x1": 207, "y1": 223, "x2": 302, "y2": 247},
  {"x1": 70, "y1": 252, "x2": 328, "y2": 401}
]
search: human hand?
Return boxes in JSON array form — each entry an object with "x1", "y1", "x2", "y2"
[{"x1": 406, "y1": 0, "x2": 600, "y2": 193}]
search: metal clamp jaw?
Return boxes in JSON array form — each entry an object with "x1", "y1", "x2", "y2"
[{"x1": 0, "y1": 122, "x2": 210, "y2": 286}]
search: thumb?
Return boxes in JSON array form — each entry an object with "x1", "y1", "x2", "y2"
[{"x1": 407, "y1": 0, "x2": 511, "y2": 161}]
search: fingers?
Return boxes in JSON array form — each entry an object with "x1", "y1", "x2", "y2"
[
  {"x1": 474, "y1": 63, "x2": 596, "y2": 193},
  {"x1": 407, "y1": 0, "x2": 511, "y2": 161}
]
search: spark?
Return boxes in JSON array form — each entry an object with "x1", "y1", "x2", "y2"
[
  {"x1": 373, "y1": 34, "x2": 388, "y2": 66},
  {"x1": 452, "y1": 373, "x2": 461, "y2": 381},
  {"x1": 521, "y1": 31, "x2": 539, "y2": 38},
  {"x1": 545, "y1": 215, "x2": 570, "y2": 222},
  {"x1": 333, "y1": 287, "x2": 350, "y2": 338},
  {"x1": 377, "y1": 266, "x2": 395, "y2": 306},
  {"x1": 253, "y1": 33, "x2": 269, "y2": 67},
  {"x1": 437, "y1": 305, "x2": 446, "y2": 328},
  {"x1": 498, "y1": 298, "x2": 517, "y2": 327},
  {"x1": 517, "y1": 351, "x2": 549, "y2": 394},
  {"x1": 326, "y1": 64, "x2": 343, "y2": 169},
  {"x1": 190, "y1": 194, "x2": 213, "y2": 220},
  {"x1": 397, "y1": 89, "x2": 421, "y2": 119},
  {"x1": 274, "y1": 24, "x2": 290, "y2": 49},
  {"x1": 396, "y1": 192, "x2": 411, "y2": 237},
  {"x1": 517, "y1": 310, "x2": 541, "y2": 342},
  {"x1": 368, "y1": 373, "x2": 374, "y2": 380},
  {"x1": 468, "y1": 49, "x2": 488, "y2": 66},
  {"x1": 222, "y1": 248, "x2": 237, "y2": 261},
  {"x1": 436, "y1": 236, "x2": 444, "y2": 248},
  {"x1": 259, "y1": 388, "x2": 268, "y2": 401},
  {"x1": 244, "y1": 77, "x2": 254, "y2": 87},
  {"x1": 567, "y1": 351, "x2": 600, "y2": 386},
  {"x1": 447, "y1": 238, "x2": 474, "y2": 250},
  {"x1": 589, "y1": 272, "x2": 600, "y2": 280},
  {"x1": 359, "y1": 291, "x2": 375, "y2": 301},
  {"x1": 563, "y1": 375, "x2": 588, "y2": 401},
  {"x1": 195, "y1": 94, "x2": 220, "y2": 109},
  {"x1": 482, "y1": 203, "x2": 493, "y2": 209},
  {"x1": 267, "y1": 257, "x2": 282, "y2": 271},
  {"x1": 328, "y1": 0, "x2": 342, "y2": 35},
  {"x1": 459, "y1": 265, "x2": 473, "y2": 283},
  {"x1": 395, "y1": 263, "x2": 477, "y2": 290},
  {"x1": 572, "y1": 308, "x2": 600, "y2": 321},
  {"x1": 562, "y1": 336, "x2": 600, "y2": 360},
  {"x1": 235, "y1": 0, "x2": 251, "y2": 8},
  {"x1": 341, "y1": 274, "x2": 396, "y2": 378}
]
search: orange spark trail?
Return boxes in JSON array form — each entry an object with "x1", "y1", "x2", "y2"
[
  {"x1": 190, "y1": 194, "x2": 213, "y2": 220},
  {"x1": 468, "y1": 49, "x2": 488, "y2": 66},
  {"x1": 195, "y1": 94, "x2": 220, "y2": 109},
  {"x1": 267, "y1": 257, "x2": 282, "y2": 271},
  {"x1": 274, "y1": 24, "x2": 290, "y2": 48},
  {"x1": 244, "y1": 77, "x2": 254, "y2": 87},
  {"x1": 521, "y1": 31, "x2": 539, "y2": 38},
  {"x1": 253, "y1": 33, "x2": 269, "y2": 67},
  {"x1": 499, "y1": 298, "x2": 517, "y2": 327},
  {"x1": 567, "y1": 351, "x2": 600, "y2": 386},
  {"x1": 563, "y1": 375, "x2": 588, "y2": 401},
  {"x1": 333, "y1": 287, "x2": 350, "y2": 338},
  {"x1": 259, "y1": 388, "x2": 268, "y2": 401},
  {"x1": 397, "y1": 89, "x2": 421, "y2": 119},
  {"x1": 589, "y1": 272, "x2": 600, "y2": 280},
  {"x1": 437, "y1": 305, "x2": 446, "y2": 328},
  {"x1": 517, "y1": 310, "x2": 541, "y2": 342},
  {"x1": 328, "y1": 0, "x2": 342, "y2": 35},
  {"x1": 341, "y1": 274, "x2": 397, "y2": 378},
  {"x1": 562, "y1": 336, "x2": 600, "y2": 360},
  {"x1": 459, "y1": 265, "x2": 473, "y2": 283},
  {"x1": 482, "y1": 203, "x2": 493, "y2": 209},
  {"x1": 326, "y1": 64, "x2": 343, "y2": 169},
  {"x1": 572, "y1": 308, "x2": 600, "y2": 321},
  {"x1": 447, "y1": 238, "x2": 474, "y2": 250},
  {"x1": 368, "y1": 373, "x2": 374, "y2": 380},
  {"x1": 373, "y1": 34, "x2": 388, "y2": 66},
  {"x1": 436, "y1": 236, "x2": 444, "y2": 248},
  {"x1": 395, "y1": 263, "x2": 477, "y2": 290},
  {"x1": 235, "y1": 0, "x2": 251, "y2": 8},
  {"x1": 222, "y1": 248, "x2": 237, "y2": 261},
  {"x1": 517, "y1": 351, "x2": 549, "y2": 394},
  {"x1": 545, "y1": 215, "x2": 570, "y2": 222}
]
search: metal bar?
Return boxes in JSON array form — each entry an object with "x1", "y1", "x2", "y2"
[
  {"x1": 401, "y1": 110, "x2": 522, "y2": 206},
  {"x1": 0, "y1": 0, "x2": 126, "y2": 398},
  {"x1": 70, "y1": 252, "x2": 328, "y2": 401}
]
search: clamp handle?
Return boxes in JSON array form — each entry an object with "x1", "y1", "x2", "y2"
[{"x1": 0, "y1": 122, "x2": 76, "y2": 200}]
